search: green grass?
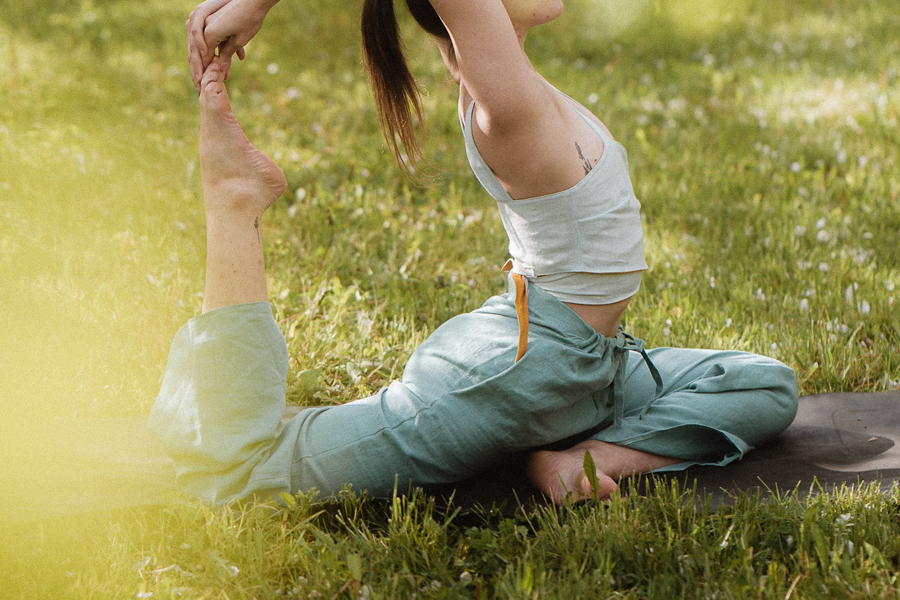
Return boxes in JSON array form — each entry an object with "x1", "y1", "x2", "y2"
[
  {"x1": 2, "y1": 483, "x2": 899, "y2": 598},
  {"x1": 1, "y1": 0, "x2": 899, "y2": 597}
]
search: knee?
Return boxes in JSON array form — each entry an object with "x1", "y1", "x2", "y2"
[
  {"x1": 740, "y1": 355, "x2": 799, "y2": 435},
  {"x1": 702, "y1": 352, "x2": 798, "y2": 436},
  {"x1": 769, "y1": 360, "x2": 799, "y2": 429}
]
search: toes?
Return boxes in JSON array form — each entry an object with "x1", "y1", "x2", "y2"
[
  {"x1": 200, "y1": 79, "x2": 230, "y2": 115},
  {"x1": 577, "y1": 470, "x2": 618, "y2": 501},
  {"x1": 199, "y1": 57, "x2": 226, "y2": 100},
  {"x1": 200, "y1": 59, "x2": 222, "y2": 87},
  {"x1": 202, "y1": 81, "x2": 226, "y2": 102}
]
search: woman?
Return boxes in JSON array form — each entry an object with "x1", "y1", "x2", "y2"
[{"x1": 157, "y1": 0, "x2": 798, "y2": 505}]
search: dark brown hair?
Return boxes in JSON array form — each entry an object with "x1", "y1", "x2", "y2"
[{"x1": 361, "y1": 0, "x2": 450, "y2": 171}]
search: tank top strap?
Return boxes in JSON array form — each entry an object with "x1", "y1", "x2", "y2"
[
  {"x1": 571, "y1": 106, "x2": 615, "y2": 145},
  {"x1": 460, "y1": 100, "x2": 514, "y2": 203},
  {"x1": 547, "y1": 84, "x2": 616, "y2": 145}
]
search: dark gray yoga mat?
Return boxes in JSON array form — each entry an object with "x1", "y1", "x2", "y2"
[{"x1": 430, "y1": 391, "x2": 900, "y2": 508}]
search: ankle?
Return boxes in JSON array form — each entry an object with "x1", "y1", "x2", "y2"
[
  {"x1": 204, "y1": 190, "x2": 267, "y2": 218},
  {"x1": 573, "y1": 440, "x2": 682, "y2": 480}
]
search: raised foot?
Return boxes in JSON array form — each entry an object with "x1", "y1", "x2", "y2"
[{"x1": 199, "y1": 57, "x2": 287, "y2": 215}]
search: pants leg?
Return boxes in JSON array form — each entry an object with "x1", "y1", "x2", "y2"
[
  {"x1": 280, "y1": 286, "x2": 625, "y2": 498},
  {"x1": 149, "y1": 284, "x2": 626, "y2": 503},
  {"x1": 591, "y1": 347, "x2": 799, "y2": 469},
  {"x1": 150, "y1": 285, "x2": 799, "y2": 503},
  {"x1": 148, "y1": 302, "x2": 293, "y2": 504}
]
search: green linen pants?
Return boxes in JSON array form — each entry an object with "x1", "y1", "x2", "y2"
[{"x1": 148, "y1": 276, "x2": 799, "y2": 504}]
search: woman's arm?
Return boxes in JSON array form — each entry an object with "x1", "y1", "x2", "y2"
[
  {"x1": 429, "y1": 0, "x2": 551, "y2": 137},
  {"x1": 429, "y1": 0, "x2": 595, "y2": 200}
]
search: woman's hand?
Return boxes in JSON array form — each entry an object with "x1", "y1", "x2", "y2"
[{"x1": 186, "y1": 0, "x2": 279, "y2": 93}]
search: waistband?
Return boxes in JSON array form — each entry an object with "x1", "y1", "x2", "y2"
[{"x1": 502, "y1": 263, "x2": 663, "y2": 426}]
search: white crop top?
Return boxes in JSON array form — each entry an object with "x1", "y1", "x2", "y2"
[{"x1": 460, "y1": 95, "x2": 648, "y2": 305}]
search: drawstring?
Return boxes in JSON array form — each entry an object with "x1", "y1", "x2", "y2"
[
  {"x1": 512, "y1": 275, "x2": 529, "y2": 362},
  {"x1": 612, "y1": 328, "x2": 664, "y2": 424},
  {"x1": 502, "y1": 260, "x2": 529, "y2": 363}
]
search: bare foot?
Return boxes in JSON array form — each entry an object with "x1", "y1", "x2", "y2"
[
  {"x1": 527, "y1": 440, "x2": 681, "y2": 505},
  {"x1": 199, "y1": 57, "x2": 287, "y2": 214},
  {"x1": 528, "y1": 443, "x2": 618, "y2": 504}
]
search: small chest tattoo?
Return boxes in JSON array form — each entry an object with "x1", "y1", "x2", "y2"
[{"x1": 575, "y1": 142, "x2": 593, "y2": 176}]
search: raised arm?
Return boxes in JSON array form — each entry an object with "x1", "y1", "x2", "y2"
[
  {"x1": 361, "y1": 0, "x2": 562, "y2": 178},
  {"x1": 427, "y1": 0, "x2": 552, "y2": 134}
]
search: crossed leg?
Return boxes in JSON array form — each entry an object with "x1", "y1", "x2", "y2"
[{"x1": 527, "y1": 346, "x2": 799, "y2": 505}]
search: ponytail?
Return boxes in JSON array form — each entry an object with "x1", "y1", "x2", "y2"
[{"x1": 361, "y1": 0, "x2": 450, "y2": 172}]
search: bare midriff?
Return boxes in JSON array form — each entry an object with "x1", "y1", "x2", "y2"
[{"x1": 563, "y1": 296, "x2": 631, "y2": 339}]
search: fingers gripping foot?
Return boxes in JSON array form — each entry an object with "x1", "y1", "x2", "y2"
[{"x1": 199, "y1": 57, "x2": 287, "y2": 214}]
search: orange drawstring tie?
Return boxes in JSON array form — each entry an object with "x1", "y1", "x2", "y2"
[{"x1": 502, "y1": 260, "x2": 529, "y2": 363}]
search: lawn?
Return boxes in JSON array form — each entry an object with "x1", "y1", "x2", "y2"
[{"x1": 0, "y1": 0, "x2": 898, "y2": 597}]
